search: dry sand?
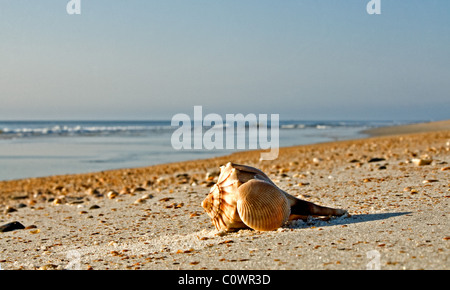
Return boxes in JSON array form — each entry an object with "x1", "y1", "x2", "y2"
[{"x1": 0, "y1": 121, "x2": 449, "y2": 270}]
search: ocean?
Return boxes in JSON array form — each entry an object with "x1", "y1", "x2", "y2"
[{"x1": 0, "y1": 120, "x2": 415, "y2": 181}]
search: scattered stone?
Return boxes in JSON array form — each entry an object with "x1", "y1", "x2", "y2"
[
  {"x1": 10, "y1": 195, "x2": 29, "y2": 200},
  {"x1": 132, "y1": 187, "x2": 147, "y2": 193},
  {"x1": 119, "y1": 187, "x2": 131, "y2": 195},
  {"x1": 176, "y1": 173, "x2": 189, "y2": 178},
  {"x1": 410, "y1": 189, "x2": 419, "y2": 194},
  {"x1": 215, "y1": 231, "x2": 227, "y2": 237},
  {"x1": 141, "y1": 194, "x2": 154, "y2": 200},
  {"x1": 159, "y1": 197, "x2": 174, "y2": 202},
  {"x1": 53, "y1": 197, "x2": 65, "y2": 205},
  {"x1": 0, "y1": 221, "x2": 25, "y2": 233},
  {"x1": 189, "y1": 261, "x2": 200, "y2": 265},
  {"x1": 298, "y1": 182, "x2": 310, "y2": 186},
  {"x1": 412, "y1": 159, "x2": 433, "y2": 166},
  {"x1": 312, "y1": 157, "x2": 322, "y2": 164},
  {"x1": 4, "y1": 206, "x2": 17, "y2": 214},
  {"x1": 89, "y1": 205, "x2": 101, "y2": 210},
  {"x1": 134, "y1": 198, "x2": 146, "y2": 204},
  {"x1": 107, "y1": 190, "x2": 119, "y2": 199},
  {"x1": 368, "y1": 158, "x2": 386, "y2": 163},
  {"x1": 38, "y1": 264, "x2": 58, "y2": 270},
  {"x1": 142, "y1": 180, "x2": 153, "y2": 187},
  {"x1": 86, "y1": 188, "x2": 100, "y2": 196},
  {"x1": 206, "y1": 171, "x2": 219, "y2": 181},
  {"x1": 422, "y1": 179, "x2": 439, "y2": 184}
]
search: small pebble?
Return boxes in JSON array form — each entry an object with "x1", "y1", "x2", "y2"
[
  {"x1": 86, "y1": 188, "x2": 100, "y2": 196},
  {"x1": 312, "y1": 157, "x2": 322, "y2": 164},
  {"x1": 134, "y1": 198, "x2": 146, "y2": 204},
  {"x1": 53, "y1": 198, "x2": 65, "y2": 205},
  {"x1": 0, "y1": 221, "x2": 25, "y2": 233},
  {"x1": 412, "y1": 159, "x2": 432, "y2": 166},
  {"x1": 159, "y1": 197, "x2": 174, "y2": 202},
  {"x1": 422, "y1": 179, "x2": 439, "y2": 184},
  {"x1": 189, "y1": 261, "x2": 200, "y2": 265},
  {"x1": 38, "y1": 264, "x2": 58, "y2": 270},
  {"x1": 107, "y1": 191, "x2": 119, "y2": 199},
  {"x1": 132, "y1": 187, "x2": 147, "y2": 193},
  {"x1": 4, "y1": 206, "x2": 17, "y2": 214},
  {"x1": 368, "y1": 158, "x2": 386, "y2": 163}
]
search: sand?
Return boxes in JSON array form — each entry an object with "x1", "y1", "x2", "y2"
[
  {"x1": 0, "y1": 121, "x2": 449, "y2": 270},
  {"x1": 362, "y1": 120, "x2": 450, "y2": 137}
]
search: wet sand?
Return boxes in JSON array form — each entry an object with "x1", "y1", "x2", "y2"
[
  {"x1": 362, "y1": 120, "x2": 450, "y2": 136},
  {"x1": 0, "y1": 121, "x2": 449, "y2": 270}
]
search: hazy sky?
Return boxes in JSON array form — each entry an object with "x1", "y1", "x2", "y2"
[{"x1": 0, "y1": 0, "x2": 449, "y2": 120}]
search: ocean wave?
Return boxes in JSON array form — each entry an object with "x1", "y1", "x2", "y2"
[
  {"x1": 0, "y1": 120, "x2": 406, "y2": 140},
  {"x1": 280, "y1": 124, "x2": 306, "y2": 129},
  {"x1": 0, "y1": 123, "x2": 174, "y2": 138},
  {"x1": 279, "y1": 122, "x2": 349, "y2": 130}
]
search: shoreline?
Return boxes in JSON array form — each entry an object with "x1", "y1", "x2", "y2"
[
  {"x1": 0, "y1": 119, "x2": 387, "y2": 182},
  {"x1": 2, "y1": 120, "x2": 448, "y2": 184},
  {"x1": 0, "y1": 121, "x2": 449, "y2": 269},
  {"x1": 361, "y1": 120, "x2": 450, "y2": 137}
]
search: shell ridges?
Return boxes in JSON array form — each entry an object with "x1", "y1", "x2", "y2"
[{"x1": 237, "y1": 179, "x2": 290, "y2": 231}]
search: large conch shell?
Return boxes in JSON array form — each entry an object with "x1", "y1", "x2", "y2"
[{"x1": 202, "y1": 162, "x2": 347, "y2": 232}]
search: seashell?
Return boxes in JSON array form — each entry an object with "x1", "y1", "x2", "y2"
[
  {"x1": 237, "y1": 179, "x2": 290, "y2": 231},
  {"x1": 202, "y1": 162, "x2": 347, "y2": 232}
]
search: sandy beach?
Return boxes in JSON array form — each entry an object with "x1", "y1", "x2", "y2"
[{"x1": 0, "y1": 121, "x2": 449, "y2": 270}]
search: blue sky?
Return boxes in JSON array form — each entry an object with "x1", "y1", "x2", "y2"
[{"x1": 0, "y1": 0, "x2": 449, "y2": 120}]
